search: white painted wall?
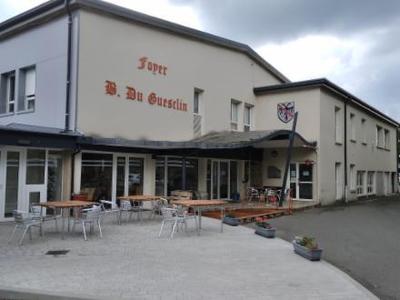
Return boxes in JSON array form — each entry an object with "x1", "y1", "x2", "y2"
[
  {"x1": 0, "y1": 17, "x2": 71, "y2": 129},
  {"x1": 76, "y1": 11, "x2": 282, "y2": 141}
]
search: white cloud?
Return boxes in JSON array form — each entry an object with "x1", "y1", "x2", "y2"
[
  {"x1": 256, "y1": 34, "x2": 371, "y2": 86},
  {"x1": 108, "y1": 0, "x2": 203, "y2": 30}
]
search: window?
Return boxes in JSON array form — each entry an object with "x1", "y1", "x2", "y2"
[
  {"x1": 384, "y1": 129, "x2": 390, "y2": 149},
  {"x1": 24, "y1": 66, "x2": 36, "y2": 111},
  {"x1": 356, "y1": 171, "x2": 365, "y2": 195},
  {"x1": 5, "y1": 72, "x2": 16, "y2": 113},
  {"x1": 350, "y1": 113, "x2": 356, "y2": 141},
  {"x1": 350, "y1": 164, "x2": 356, "y2": 191},
  {"x1": 376, "y1": 125, "x2": 383, "y2": 147},
  {"x1": 230, "y1": 100, "x2": 240, "y2": 130},
  {"x1": 193, "y1": 89, "x2": 203, "y2": 137},
  {"x1": 335, "y1": 106, "x2": 342, "y2": 144},
  {"x1": 361, "y1": 118, "x2": 367, "y2": 144},
  {"x1": 80, "y1": 153, "x2": 113, "y2": 201},
  {"x1": 26, "y1": 149, "x2": 46, "y2": 184},
  {"x1": 244, "y1": 104, "x2": 253, "y2": 132},
  {"x1": 367, "y1": 171, "x2": 375, "y2": 194}
]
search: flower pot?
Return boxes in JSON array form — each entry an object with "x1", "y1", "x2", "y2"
[
  {"x1": 255, "y1": 226, "x2": 276, "y2": 238},
  {"x1": 223, "y1": 216, "x2": 240, "y2": 226},
  {"x1": 292, "y1": 240, "x2": 322, "y2": 261}
]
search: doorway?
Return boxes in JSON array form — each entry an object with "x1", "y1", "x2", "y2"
[
  {"x1": 289, "y1": 162, "x2": 314, "y2": 201},
  {"x1": 208, "y1": 160, "x2": 238, "y2": 200}
]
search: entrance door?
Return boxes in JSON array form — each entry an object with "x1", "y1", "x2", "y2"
[
  {"x1": 113, "y1": 155, "x2": 144, "y2": 201},
  {"x1": 210, "y1": 160, "x2": 232, "y2": 200},
  {"x1": 289, "y1": 162, "x2": 314, "y2": 201},
  {"x1": 24, "y1": 149, "x2": 47, "y2": 211}
]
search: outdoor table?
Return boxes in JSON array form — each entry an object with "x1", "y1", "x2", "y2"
[
  {"x1": 117, "y1": 195, "x2": 161, "y2": 202},
  {"x1": 39, "y1": 200, "x2": 94, "y2": 239},
  {"x1": 171, "y1": 200, "x2": 226, "y2": 233}
]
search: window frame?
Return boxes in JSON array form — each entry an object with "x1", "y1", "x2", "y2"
[
  {"x1": 230, "y1": 99, "x2": 240, "y2": 131},
  {"x1": 243, "y1": 103, "x2": 253, "y2": 132},
  {"x1": 335, "y1": 106, "x2": 343, "y2": 144},
  {"x1": 5, "y1": 72, "x2": 16, "y2": 114}
]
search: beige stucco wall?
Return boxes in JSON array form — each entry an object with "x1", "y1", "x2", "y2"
[
  {"x1": 76, "y1": 10, "x2": 282, "y2": 141},
  {"x1": 255, "y1": 88, "x2": 398, "y2": 205},
  {"x1": 255, "y1": 89, "x2": 321, "y2": 142}
]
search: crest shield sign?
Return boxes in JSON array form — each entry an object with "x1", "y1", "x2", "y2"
[{"x1": 277, "y1": 102, "x2": 295, "y2": 123}]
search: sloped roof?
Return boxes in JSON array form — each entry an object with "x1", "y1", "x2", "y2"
[
  {"x1": 254, "y1": 78, "x2": 399, "y2": 127},
  {"x1": 0, "y1": 0, "x2": 289, "y2": 83}
]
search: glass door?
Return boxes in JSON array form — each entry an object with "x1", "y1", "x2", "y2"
[
  {"x1": 24, "y1": 149, "x2": 47, "y2": 211},
  {"x1": 209, "y1": 160, "x2": 232, "y2": 200},
  {"x1": 3, "y1": 151, "x2": 22, "y2": 218},
  {"x1": 114, "y1": 155, "x2": 144, "y2": 199},
  {"x1": 47, "y1": 151, "x2": 63, "y2": 201},
  {"x1": 288, "y1": 162, "x2": 313, "y2": 201}
]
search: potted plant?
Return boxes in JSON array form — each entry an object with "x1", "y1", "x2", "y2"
[
  {"x1": 254, "y1": 217, "x2": 276, "y2": 238},
  {"x1": 223, "y1": 212, "x2": 240, "y2": 226},
  {"x1": 292, "y1": 236, "x2": 322, "y2": 261}
]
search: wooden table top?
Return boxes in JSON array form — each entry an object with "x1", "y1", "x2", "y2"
[
  {"x1": 118, "y1": 195, "x2": 161, "y2": 202},
  {"x1": 172, "y1": 200, "x2": 226, "y2": 207},
  {"x1": 39, "y1": 200, "x2": 94, "y2": 208}
]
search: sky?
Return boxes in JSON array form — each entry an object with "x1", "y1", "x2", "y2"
[{"x1": 1, "y1": 0, "x2": 399, "y2": 120}]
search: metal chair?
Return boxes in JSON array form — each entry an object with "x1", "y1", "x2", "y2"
[
  {"x1": 150, "y1": 197, "x2": 168, "y2": 219},
  {"x1": 118, "y1": 200, "x2": 144, "y2": 224},
  {"x1": 8, "y1": 210, "x2": 43, "y2": 246},
  {"x1": 99, "y1": 200, "x2": 121, "y2": 223},
  {"x1": 71, "y1": 205, "x2": 103, "y2": 241},
  {"x1": 266, "y1": 189, "x2": 279, "y2": 207},
  {"x1": 158, "y1": 207, "x2": 198, "y2": 239},
  {"x1": 247, "y1": 187, "x2": 260, "y2": 202},
  {"x1": 30, "y1": 204, "x2": 60, "y2": 231}
]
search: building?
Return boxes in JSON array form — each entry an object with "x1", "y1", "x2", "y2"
[{"x1": 0, "y1": 0, "x2": 398, "y2": 221}]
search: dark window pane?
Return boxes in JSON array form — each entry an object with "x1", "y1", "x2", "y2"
[
  {"x1": 299, "y1": 164, "x2": 312, "y2": 182},
  {"x1": 47, "y1": 151, "x2": 63, "y2": 201},
  {"x1": 128, "y1": 158, "x2": 144, "y2": 195},
  {"x1": 81, "y1": 153, "x2": 113, "y2": 200},
  {"x1": 5, "y1": 152, "x2": 19, "y2": 217},
  {"x1": 230, "y1": 161, "x2": 238, "y2": 196},
  {"x1": 26, "y1": 149, "x2": 45, "y2": 184},
  {"x1": 299, "y1": 183, "x2": 312, "y2": 199},
  {"x1": 185, "y1": 159, "x2": 198, "y2": 192},
  {"x1": 155, "y1": 158, "x2": 166, "y2": 196},
  {"x1": 116, "y1": 157, "x2": 126, "y2": 197}
]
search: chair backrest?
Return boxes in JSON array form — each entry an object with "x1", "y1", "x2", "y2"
[
  {"x1": 30, "y1": 205, "x2": 42, "y2": 216},
  {"x1": 160, "y1": 207, "x2": 177, "y2": 219},
  {"x1": 85, "y1": 205, "x2": 102, "y2": 219},
  {"x1": 13, "y1": 210, "x2": 32, "y2": 224},
  {"x1": 99, "y1": 200, "x2": 118, "y2": 210},
  {"x1": 120, "y1": 200, "x2": 132, "y2": 210}
]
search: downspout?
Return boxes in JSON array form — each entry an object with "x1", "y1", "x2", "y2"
[
  {"x1": 344, "y1": 99, "x2": 348, "y2": 202},
  {"x1": 64, "y1": 0, "x2": 72, "y2": 131}
]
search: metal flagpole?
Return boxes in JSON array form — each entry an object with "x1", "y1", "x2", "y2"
[{"x1": 279, "y1": 112, "x2": 298, "y2": 207}]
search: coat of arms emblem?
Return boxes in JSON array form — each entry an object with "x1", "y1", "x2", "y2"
[{"x1": 277, "y1": 102, "x2": 295, "y2": 123}]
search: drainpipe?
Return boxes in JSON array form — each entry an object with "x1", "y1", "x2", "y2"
[
  {"x1": 64, "y1": 0, "x2": 72, "y2": 131},
  {"x1": 344, "y1": 99, "x2": 348, "y2": 202}
]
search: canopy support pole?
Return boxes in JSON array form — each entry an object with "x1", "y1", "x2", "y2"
[{"x1": 279, "y1": 112, "x2": 298, "y2": 207}]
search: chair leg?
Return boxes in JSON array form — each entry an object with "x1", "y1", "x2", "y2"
[
  {"x1": 170, "y1": 221, "x2": 177, "y2": 239},
  {"x1": 8, "y1": 225, "x2": 18, "y2": 244},
  {"x1": 97, "y1": 219, "x2": 103, "y2": 238},
  {"x1": 19, "y1": 227, "x2": 29, "y2": 246},
  {"x1": 158, "y1": 221, "x2": 165, "y2": 238},
  {"x1": 55, "y1": 218, "x2": 58, "y2": 232},
  {"x1": 184, "y1": 220, "x2": 188, "y2": 235},
  {"x1": 82, "y1": 221, "x2": 87, "y2": 241},
  {"x1": 28, "y1": 226, "x2": 33, "y2": 240}
]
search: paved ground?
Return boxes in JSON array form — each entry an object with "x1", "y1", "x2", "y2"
[
  {"x1": 264, "y1": 196, "x2": 400, "y2": 300},
  {"x1": 0, "y1": 213, "x2": 375, "y2": 300}
]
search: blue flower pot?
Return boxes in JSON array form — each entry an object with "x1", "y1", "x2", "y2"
[
  {"x1": 292, "y1": 240, "x2": 322, "y2": 261},
  {"x1": 255, "y1": 226, "x2": 276, "y2": 238}
]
